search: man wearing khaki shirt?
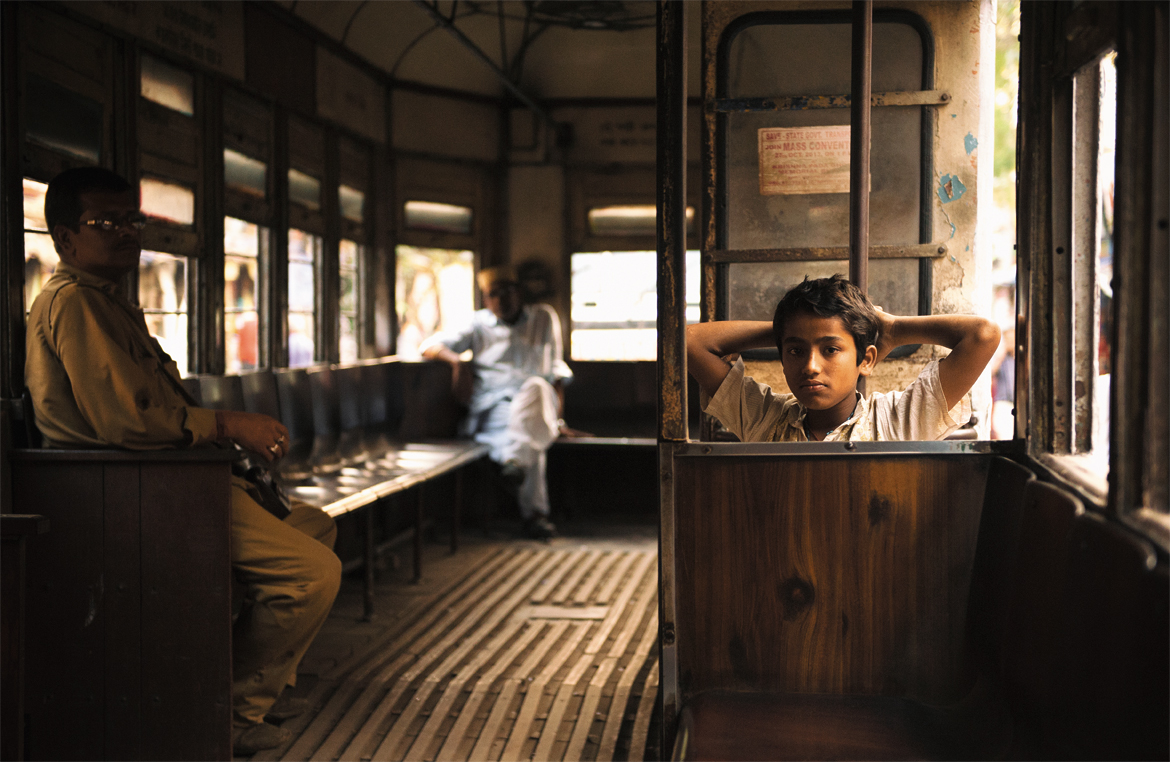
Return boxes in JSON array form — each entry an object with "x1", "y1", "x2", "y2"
[{"x1": 25, "y1": 167, "x2": 340, "y2": 755}]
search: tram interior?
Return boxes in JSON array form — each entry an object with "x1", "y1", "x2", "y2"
[{"x1": 1, "y1": 1, "x2": 1167, "y2": 761}]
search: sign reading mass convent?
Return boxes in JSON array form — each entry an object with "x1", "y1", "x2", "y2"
[{"x1": 758, "y1": 126, "x2": 852, "y2": 195}]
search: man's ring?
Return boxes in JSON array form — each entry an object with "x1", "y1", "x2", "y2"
[{"x1": 268, "y1": 444, "x2": 280, "y2": 455}]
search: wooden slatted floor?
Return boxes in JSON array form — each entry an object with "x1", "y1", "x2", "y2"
[{"x1": 247, "y1": 530, "x2": 660, "y2": 762}]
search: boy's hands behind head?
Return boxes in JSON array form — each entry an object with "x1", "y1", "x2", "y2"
[{"x1": 872, "y1": 307, "x2": 900, "y2": 363}]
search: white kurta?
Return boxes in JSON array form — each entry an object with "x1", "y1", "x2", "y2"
[{"x1": 421, "y1": 304, "x2": 573, "y2": 517}]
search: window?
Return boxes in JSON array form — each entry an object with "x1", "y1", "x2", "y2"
[
  {"x1": 1067, "y1": 51, "x2": 1116, "y2": 476},
  {"x1": 339, "y1": 239, "x2": 362, "y2": 363},
  {"x1": 571, "y1": 250, "x2": 700, "y2": 361},
  {"x1": 25, "y1": 74, "x2": 103, "y2": 164},
  {"x1": 23, "y1": 178, "x2": 57, "y2": 315},
  {"x1": 339, "y1": 185, "x2": 365, "y2": 224},
  {"x1": 288, "y1": 169, "x2": 321, "y2": 211},
  {"x1": 140, "y1": 176, "x2": 195, "y2": 226},
  {"x1": 395, "y1": 246, "x2": 474, "y2": 357},
  {"x1": 224, "y1": 149, "x2": 267, "y2": 198},
  {"x1": 225, "y1": 217, "x2": 267, "y2": 373},
  {"x1": 138, "y1": 250, "x2": 189, "y2": 377},
  {"x1": 403, "y1": 201, "x2": 473, "y2": 235},
  {"x1": 587, "y1": 205, "x2": 695, "y2": 237},
  {"x1": 140, "y1": 54, "x2": 195, "y2": 116},
  {"x1": 288, "y1": 228, "x2": 320, "y2": 367}
]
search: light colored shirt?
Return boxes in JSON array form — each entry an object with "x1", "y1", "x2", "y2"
[
  {"x1": 25, "y1": 263, "x2": 217, "y2": 449},
  {"x1": 704, "y1": 356, "x2": 971, "y2": 442},
  {"x1": 420, "y1": 303, "x2": 573, "y2": 420}
]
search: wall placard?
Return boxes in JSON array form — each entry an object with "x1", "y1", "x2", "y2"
[{"x1": 758, "y1": 125, "x2": 851, "y2": 195}]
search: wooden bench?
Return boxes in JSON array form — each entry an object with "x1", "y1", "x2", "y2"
[
  {"x1": 668, "y1": 452, "x2": 1170, "y2": 760},
  {"x1": 1, "y1": 513, "x2": 49, "y2": 762},
  {"x1": 188, "y1": 357, "x2": 488, "y2": 619},
  {"x1": 8, "y1": 448, "x2": 237, "y2": 761}
]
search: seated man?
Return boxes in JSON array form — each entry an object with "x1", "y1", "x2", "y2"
[
  {"x1": 421, "y1": 265, "x2": 580, "y2": 539},
  {"x1": 25, "y1": 167, "x2": 341, "y2": 755},
  {"x1": 686, "y1": 274, "x2": 1000, "y2": 442}
]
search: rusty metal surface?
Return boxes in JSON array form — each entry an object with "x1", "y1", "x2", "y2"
[
  {"x1": 657, "y1": 0, "x2": 689, "y2": 443},
  {"x1": 658, "y1": 442, "x2": 680, "y2": 760},
  {"x1": 1111, "y1": 3, "x2": 1159, "y2": 516},
  {"x1": 1050, "y1": 77, "x2": 1073, "y2": 454},
  {"x1": 1018, "y1": 1, "x2": 1058, "y2": 454},
  {"x1": 1071, "y1": 63, "x2": 1101, "y2": 455},
  {"x1": 1144, "y1": 3, "x2": 1168, "y2": 517},
  {"x1": 849, "y1": 0, "x2": 873, "y2": 296},
  {"x1": 708, "y1": 242, "x2": 946, "y2": 264},
  {"x1": 708, "y1": 89, "x2": 949, "y2": 113},
  {"x1": 699, "y1": 1, "x2": 720, "y2": 442}
]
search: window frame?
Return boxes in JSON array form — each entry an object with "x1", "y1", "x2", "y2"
[
  {"x1": 711, "y1": 9, "x2": 938, "y2": 330},
  {"x1": 1019, "y1": 1, "x2": 1169, "y2": 539}
]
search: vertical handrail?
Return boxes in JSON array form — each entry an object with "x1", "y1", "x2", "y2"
[
  {"x1": 849, "y1": 0, "x2": 873, "y2": 295},
  {"x1": 657, "y1": 0, "x2": 688, "y2": 443}
]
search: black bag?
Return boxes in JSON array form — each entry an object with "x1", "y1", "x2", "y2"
[{"x1": 231, "y1": 448, "x2": 292, "y2": 520}]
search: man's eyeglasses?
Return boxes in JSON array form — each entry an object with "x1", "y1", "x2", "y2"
[{"x1": 82, "y1": 212, "x2": 147, "y2": 232}]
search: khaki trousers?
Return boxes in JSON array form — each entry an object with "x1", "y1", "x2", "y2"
[{"x1": 229, "y1": 478, "x2": 341, "y2": 725}]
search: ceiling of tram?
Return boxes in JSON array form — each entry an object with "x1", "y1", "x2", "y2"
[{"x1": 276, "y1": 0, "x2": 699, "y2": 99}]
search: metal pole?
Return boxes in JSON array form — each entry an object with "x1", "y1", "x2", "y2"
[
  {"x1": 657, "y1": 0, "x2": 688, "y2": 443},
  {"x1": 849, "y1": 0, "x2": 873, "y2": 295}
]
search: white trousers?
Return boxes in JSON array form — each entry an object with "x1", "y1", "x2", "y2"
[{"x1": 473, "y1": 377, "x2": 559, "y2": 518}]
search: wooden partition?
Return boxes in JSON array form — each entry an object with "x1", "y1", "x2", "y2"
[
  {"x1": 9, "y1": 449, "x2": 236, "y2": 761},
  {"x1": 664, "y1": 443, "x2": 991, "y2": 717}
]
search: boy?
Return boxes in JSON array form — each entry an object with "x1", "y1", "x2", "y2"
[{"x1": 686, "y1": 275, "x2": 1001, "y2": 442}]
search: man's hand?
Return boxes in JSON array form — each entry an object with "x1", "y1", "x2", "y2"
[
  {"x1": 557, "y1": 423, "x2": 593, "y2": 438},
  {"x1": 218, "y1": 410, "x2": 290, "y2": 462}
]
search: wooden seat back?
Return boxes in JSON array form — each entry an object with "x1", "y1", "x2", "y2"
[
  {"x1": 196, "y1": 374, "x2": 245, "y2": 411},
  {"x1": 334, "y1": 364, "x2": 367, "y2": 463},
  {"x1": 999, "y1": 479, "x2": 1083, "y2": 748},
  {"x1": 11, "y1": 449, "x2": 235, "y2": 760},
  {"x1": 274, "y1": 368, "x2": 315, "y2": 477},
  {"x1": 180, "y1": 376, "x2": 203, "y2": 406},
  {"x1": 360, "y1": 358, "x2": 406, "y2": 453},
  {"x1": 306, "y1": 365, "x2": 342, "y2": 472},
  {"x1": 239, "y1": 369, "x2": 281, "y2": 421},
  {"x1": 964, "y1": 457, "x2": 1036, "y2": 675},
  {"x1": 400, "y1": 360, "x2": 461, "y2": 440},
  {"x1": 672, "y1": 453, "x2": 990, "y2": 705},
  {"x1": 1046, "y1": 514, "x2": 1169, "y2": 760}
]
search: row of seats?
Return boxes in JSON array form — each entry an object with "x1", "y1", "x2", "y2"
[
  {"x1": 183, "y1": 357, "x2": 489, "y2": 616},
  {"x1": 675, "y1": 457, "x2": 1169, "y2": 761}
]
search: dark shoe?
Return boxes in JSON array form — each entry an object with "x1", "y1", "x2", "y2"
[
  {"x1": 233, "y1": 721, "x2": 292, "y2": 755},
  {"x1": 523, "y1": 516, "x2": 557, "y2": 540},
  {"x1": 500, "y1": 459, "x2": 526, "y2": 489},
  {"x1": 265, "y1": 695, "x2": 310, "y2": 722}
]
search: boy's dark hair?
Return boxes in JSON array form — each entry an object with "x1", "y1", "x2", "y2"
[
  {"x1": 772, "y1": 274, "x2": 879, "y2": 364},
  {"x1": 45, "y1": 167, "x2": 133, "y2": 236}
]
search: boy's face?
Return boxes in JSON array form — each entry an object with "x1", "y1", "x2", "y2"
[{"x1": 779, "y1": 312, "x2": 877, "y2": 413}]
